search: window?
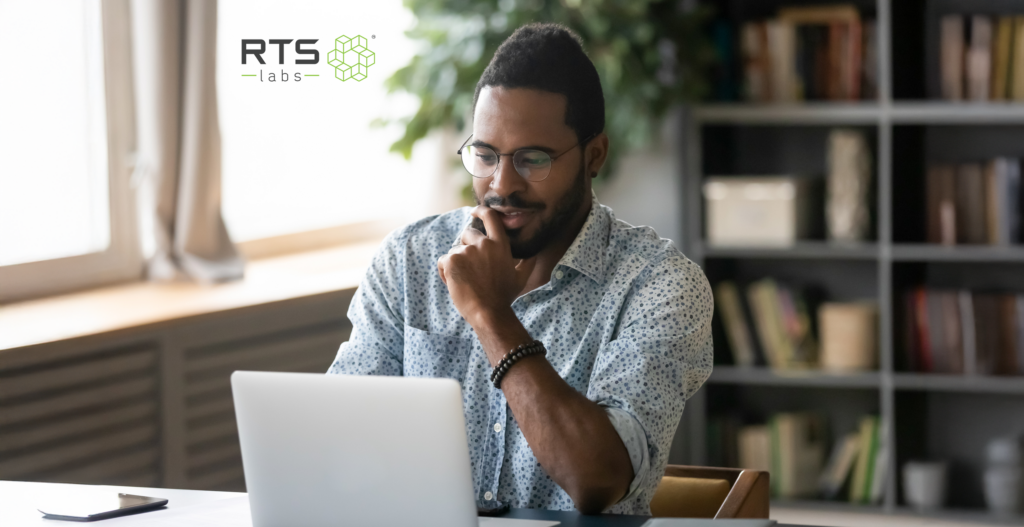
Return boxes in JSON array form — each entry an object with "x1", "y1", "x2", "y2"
[
  {"x1": 0, "y1": 0, "x2": 139, "y2": 303},
  {"x1": 216, "y1": 0, "x2": 444, "y2": 246}
]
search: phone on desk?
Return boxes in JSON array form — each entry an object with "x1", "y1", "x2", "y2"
[{"x1": 38, "y1": 493, "x2": 168, "y2": 522}]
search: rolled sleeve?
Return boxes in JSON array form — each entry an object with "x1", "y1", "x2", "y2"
[
  {"x1": 604, "y1": 406, "x2": 651, "y2": 503},
  {"x1": 586, "y1": 255, "x2": 714, "y2": 513}
]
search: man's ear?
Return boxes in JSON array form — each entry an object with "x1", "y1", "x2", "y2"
[{"x1": 586, "y1": 133, "x2": 609, "y2": 178}]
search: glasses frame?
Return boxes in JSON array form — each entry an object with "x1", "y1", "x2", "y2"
[{"x1": 456, "y1": 133, "x2": 597, "y2": 182}]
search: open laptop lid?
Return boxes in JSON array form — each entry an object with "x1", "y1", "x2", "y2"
[{"x1": 231, "y1": 371, "x2": 477, "y2": 527}]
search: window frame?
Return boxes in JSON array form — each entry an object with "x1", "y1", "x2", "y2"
[{"x1": 0, "y1": 0, "x2": 142, "y2": 304}]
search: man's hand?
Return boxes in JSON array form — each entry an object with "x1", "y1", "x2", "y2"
[{"x1": 437, "y1": 206, "x2": 537, "y2": 329}]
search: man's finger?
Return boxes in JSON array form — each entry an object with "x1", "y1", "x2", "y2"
[
  {"x1": 460, "y1": 224, "x2": 487, "y2": 246},
  {"x1": 471, "y1": 206, "x2": 508, "y2": 245},
  {"x1": 436, "y1": 255, "x2": 448, "y2": 286}
]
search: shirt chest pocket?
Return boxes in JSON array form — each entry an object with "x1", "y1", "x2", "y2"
[{"x1": 402, "y1": 325, "x2": 475, "y2": 382}]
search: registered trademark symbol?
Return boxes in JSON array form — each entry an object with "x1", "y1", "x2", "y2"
[{"x1": 372, "y1": 35, "x2": 376, "y2": 39}]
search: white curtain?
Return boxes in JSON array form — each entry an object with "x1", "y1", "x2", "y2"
[{"x1": 130, "y1": 0, "x2": 244, "y2": 283}]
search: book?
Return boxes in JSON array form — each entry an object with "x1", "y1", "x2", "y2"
[
  {"x1": 959, "y1": 290, "x2": 977, "y2": 376},
  {"x1": 771, "y1": 413, "x2": 826, "y2": 499},
  {"x1": 996, "y1": 295, "x2": 1020, "y2": 375},
  {"x1": 941, "y1": 15, "x2": 965, "y2": 100},
  {"x1": 914, "y1": 288, "x2": 934, "y2": 372},
  {"x1": 1017, "y1": 296, "x2": 1024, "y2": 374},
  {"x1": 747, "y1": 279, "x2": 792, "y2": 369},
  {"x1": 992, "y1": 17, "x2": 1015, "y2": 100},
  {"x1": 818, "y1": 432, "x2": 860, "y2": 499},
  {"x1": 767, "y1": 20, "x2": 797, "y2": 102},
  {"x1": 1013, "y1": 17, "x2": 1024, "y2": 100},
  {"x1": 868, "y1": 420, "x2": 889, "y2": 504},
  {"x1": 715, "y1": 281, "x2": 758, "y2": 367},
  {"x1": 849, "y1": 415, "x2": 879, "y2": 503},
  {"x1": 926, "y1": 164, "x2": 958, "y2": 245},
  {"x1": 742, "y1": 22, "x2": 771, "y2": 102},
  {"x1": 956, "y1": 163, "x2": 988, "y2": 244},
  {"x1": 738, "y1": 425, "x2": 772, "y2": 472},
  {"x1": 862, "y1": 21, "x2": 877, "y2": 99},
  {"x1": 778, "y1": 4, "x2": 862, "y2": 101},
  {"x1": 966, "y1": 16, "x2": 993, "y2": 101},
  {"x1": 973, "y1": 293, "x2": 1002, "y2": 375}
]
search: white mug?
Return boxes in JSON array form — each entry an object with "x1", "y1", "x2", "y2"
[
  {"x1": 902, "y1": 461, "x2": 947, "y2": 511},
  {"x1": 984, "y1": 466, "x2": 1023, "y2": 515}
]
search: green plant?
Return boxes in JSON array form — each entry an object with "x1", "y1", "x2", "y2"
[{"x1": 383, "y1": 0, "x2": 715, "y2": 179}]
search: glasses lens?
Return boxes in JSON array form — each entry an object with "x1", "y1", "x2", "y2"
[
  {"x1": 513, "y1": 150, "x2": 553, "y2": 181},
  {"x1": 462, "y1": 145, "x2": 499, "y2": 178}
]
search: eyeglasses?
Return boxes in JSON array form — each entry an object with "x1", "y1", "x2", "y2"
[{"x1": 456, "y1": 133, "x2": 596, "y2": 182}]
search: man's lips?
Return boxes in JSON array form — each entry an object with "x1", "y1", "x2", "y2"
[{"x1": 491, "y1": 207, "x2": 535, "y2": 230}]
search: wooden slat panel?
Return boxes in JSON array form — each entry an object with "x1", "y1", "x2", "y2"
[
  {"x1": 187, "y1": 464, "x2": 246, "y2": 491},
  {"x1": 0, "y1": 348, "x2": 156, "y2": 400},
  {"x1": 0, "y1": 400, "x2": 157, "y2": 453},
  {"x1": 187, "y1": 443, "x2": 241, "y2": 473},
  {"x1": 49, "y1": 447, "x2": 160, "y2": 484},
  {"x1": 0, "y1": 423, "x2": 157, "y2": 479},
  {"x1": 0, "y1": 377, "x2": 156, "y2": 427},
  {"x1": 184, "y1": 353, "x2": 337, "y2": 401},
  {"x1": 184, "y1": 329, "x2": 342, "y2": 378},
  {"x1": 186, "y1": 420, "x2": 237, "y2": 448}
]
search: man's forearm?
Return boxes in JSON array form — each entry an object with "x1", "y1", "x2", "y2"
[{"x1": 473, "y1": 309, "x2": 634, "y2": 514}]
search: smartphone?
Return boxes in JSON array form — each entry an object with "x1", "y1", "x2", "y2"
[{"x1": 38, "y1": 493, "x2": 168, "y2": 522}]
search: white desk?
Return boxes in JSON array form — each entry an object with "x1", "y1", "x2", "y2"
[{"x1": 0, "y1": 480, "x2": 242, "y2": 525}]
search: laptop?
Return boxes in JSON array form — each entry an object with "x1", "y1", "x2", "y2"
[{"x1": 231, "y1": 371, "x2": 478, "y2": 527}]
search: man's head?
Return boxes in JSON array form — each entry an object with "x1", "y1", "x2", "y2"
[{"x1": 469, "y1": 23, "x2": 608, "y2": 259}]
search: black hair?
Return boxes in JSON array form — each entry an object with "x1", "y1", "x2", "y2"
[{"x1": 473, "y1": 23, "x2": 605, "y2": 143}]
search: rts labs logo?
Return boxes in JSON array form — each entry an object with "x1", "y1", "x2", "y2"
[
  {"x1": 240, "y1": 34, "x2": 375, "y2": 83},
  {"x1": 327, "y1": 35, "x2": 375, "y2": 82}
]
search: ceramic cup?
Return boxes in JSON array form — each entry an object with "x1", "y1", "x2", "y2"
[
  {"x1": 984, "y1": 465, "x2": 1023, "y2": 515},
  {"x1": 902, "y1": 461, "x2": 947, "y2": 511}
]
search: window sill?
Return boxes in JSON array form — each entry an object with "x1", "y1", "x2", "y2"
[{"x1": 0, "y1": 239, "x2": 382, "y2": 351}]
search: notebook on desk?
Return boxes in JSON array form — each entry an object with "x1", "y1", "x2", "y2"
[{"x1": 231, "y1": 371, "x2": 483, "y2": 527}]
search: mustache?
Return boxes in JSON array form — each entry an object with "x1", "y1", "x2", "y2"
[{"x1": 481, "y1": 193, "x2": 544, "y2": 211}]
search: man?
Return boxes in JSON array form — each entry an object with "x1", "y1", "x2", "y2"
[{"x1": 328, "y1": 23, "x2": 713, "y2": 515}]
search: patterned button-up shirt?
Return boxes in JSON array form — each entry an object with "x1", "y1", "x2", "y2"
[{"x1": 328, "y1": 191, "x2": 713, "y2": 514}]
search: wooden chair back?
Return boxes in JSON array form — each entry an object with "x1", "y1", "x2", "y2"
[{"x1": 649, "y1": 465, "x2": 770, "y2": 519}]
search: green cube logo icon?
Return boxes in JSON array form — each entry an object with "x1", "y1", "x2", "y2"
[{"x1": 328, "y1": 35, "x2": 375, "y2": 82}]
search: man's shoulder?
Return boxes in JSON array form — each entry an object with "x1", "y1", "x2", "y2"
[
  {"x1": 380, "y1": 208, "x2": 471, "y2": 260},
  {"x1": 603, "y1": 213, "x2": 700, "y2": 282}
]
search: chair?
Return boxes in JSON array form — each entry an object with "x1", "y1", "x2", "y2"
[{"x1": 649, "y1": 465, "x2": 770, "y2": 519}]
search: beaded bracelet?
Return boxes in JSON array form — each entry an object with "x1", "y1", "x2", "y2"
[{"x1": 490, "y1": 340, "x2": 547, "y2": 389}]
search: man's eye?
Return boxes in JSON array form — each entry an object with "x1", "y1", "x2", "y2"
[{"x1": 476, "y1": 154, "x2": 498, "y2": 165}]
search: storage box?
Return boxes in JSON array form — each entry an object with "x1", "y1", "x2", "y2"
[{"x1": 704, "y1": 176, "x2": 817, "y2": 247}]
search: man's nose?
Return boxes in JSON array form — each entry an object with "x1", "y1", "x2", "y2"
[{"x1": 489, "y1": 156, "x2": 528, "y2": 197}]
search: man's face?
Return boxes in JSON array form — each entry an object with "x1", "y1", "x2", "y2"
[{"x1": 471, "y1": 86, "x2": 590, "y2": 259}]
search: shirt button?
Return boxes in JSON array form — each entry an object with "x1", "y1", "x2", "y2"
[
  {"x1": 484, "y1": 491, "x2": 493, "y2": 501},
  {"x1": 493, "y1": 423, "x2": 502, "y2": 432},
  {"x1": 555, "y1": 270, "x2": 564, "y2": 279}
]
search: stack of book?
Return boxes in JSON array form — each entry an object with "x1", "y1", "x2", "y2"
[
  {"x1": 926, "y1": 159, "x2": 1023, "y2": 246},
  {"x1": 902, "y1": 288, "x2": 1024, "y2": 375},
  {"x1": 720, "y1": 413, "x2": 885, "y2": 503},
  {"x1": 739, "y1": 4, "x2": 877, "y2": 102},
  {"x1": 940, "y1": 15, "x2": 1024, "y2": 101},
  {"x1": 715, "y1": 279, "x2": 818, "y2": 370}
]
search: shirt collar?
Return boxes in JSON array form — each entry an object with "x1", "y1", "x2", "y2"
[{"x1": 555, "y1": 189, "x2": 610, "y2": 284}]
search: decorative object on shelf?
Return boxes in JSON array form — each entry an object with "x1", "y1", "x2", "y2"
[
  {"x1": 902, "y1": 460, "x2": 948, "y2": 511},
  {"x1": 826, "y1": 129, "x2": 872, "y2": 242},
  {"x1": 984, "y1": 435, "x2": 1024, "y2": 515},
  {"x1": 818, "y1": 301, "x2": 877, "y2": 372},
  {"x1": 704, "y1": 177, "x2": 818, "y2": 247}
]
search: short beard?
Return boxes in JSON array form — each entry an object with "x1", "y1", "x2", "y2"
[{"x1": 475, "y1": 155, "x2": 588, "y2": 260}]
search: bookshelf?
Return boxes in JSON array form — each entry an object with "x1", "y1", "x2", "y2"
[{"x1": 677, "y1": 0, "x2": 1024, "y2": 520}]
